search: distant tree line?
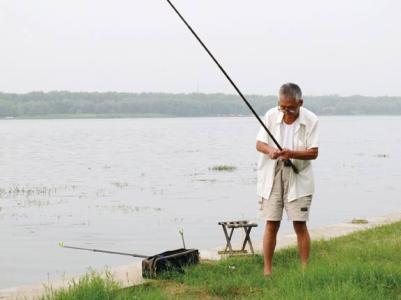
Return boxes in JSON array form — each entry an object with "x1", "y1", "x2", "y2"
[{"x1": 0, "y1": 91, "x2": 401, "y2": 118}]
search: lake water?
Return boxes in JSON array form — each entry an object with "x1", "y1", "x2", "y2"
[{"x1": 0, "y1": 116, "x2": 400, "y2": 288}]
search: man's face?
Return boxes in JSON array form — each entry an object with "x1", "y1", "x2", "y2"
[{"x1": 278, "y1": 95, "x2": 303, "y2": 117}]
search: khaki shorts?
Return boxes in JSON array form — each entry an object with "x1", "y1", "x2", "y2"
[{"x1": 259, "y1": 160, "x2": 312, "y2": 222}]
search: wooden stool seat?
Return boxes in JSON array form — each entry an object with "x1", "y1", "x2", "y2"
[{"x1": 218, "y1": 220, "x2": 258, "y2": 255}]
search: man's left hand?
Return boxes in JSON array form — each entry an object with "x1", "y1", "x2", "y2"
[{"x1": 278, "y1": 148, "x2": 293, "y2": 160}]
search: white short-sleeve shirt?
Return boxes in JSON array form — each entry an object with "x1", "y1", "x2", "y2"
[{"x1": 256, "y1": 107, "x2": 319, "y2": 202}]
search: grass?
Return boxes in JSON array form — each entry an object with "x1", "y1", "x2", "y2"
[
  {"x1": 42, "y1": 221, "x2": 401, "y2": 300},
  {"x1": 41, "y1": 271, "x2": 120, "y2": 300},
  {"x1": 209, "y1": 165, "x2": 237, "y2": 172},
  {"x1": 351, "y1": 218, "x2": 369, "y2": 224}
]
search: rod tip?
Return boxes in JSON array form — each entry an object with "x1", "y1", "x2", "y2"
[{"x1": 58, "y1": 241, "x2": 65, "y2": 248}]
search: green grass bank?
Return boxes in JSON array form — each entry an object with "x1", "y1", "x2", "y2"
[{"x1": 42, "y1": 221, "x2": 401, "y2": 300}]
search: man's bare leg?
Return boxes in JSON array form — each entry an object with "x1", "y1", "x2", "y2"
[
  {"x1": 293, "y1": 221, "x2": 310, "y2": 271},
  {"x1": 263, "y1": 220, "x2": 281, "y2": 276}
]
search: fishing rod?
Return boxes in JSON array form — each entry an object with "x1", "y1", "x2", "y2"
[
  {"x1": 59, "y1": 241, "x2": 200, "y2": 278},
  {"x1": 165, "y1": 0, "x2": 298, "y2": 174},
  {"x1": 59, "y1": 242, "x2": 149, "y2": 258}
]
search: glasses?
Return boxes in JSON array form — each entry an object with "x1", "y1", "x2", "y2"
[
  {"x1": 277, "y1": 106, "x2": 297, "y2": 114},
  {"x1": 277, "y1": 105, "x2": 298, "y2": 114}
]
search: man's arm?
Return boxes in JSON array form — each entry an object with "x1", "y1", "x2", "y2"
[
  {"x1": 256, "y1": 141, "x2": 281, "y2": 159},
  {"x1": 278, "y1": 148, "x2": 319, "y2": 160}
]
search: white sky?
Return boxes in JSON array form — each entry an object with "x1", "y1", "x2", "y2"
[{"x1": 1, "y1": 0, "x2": 400, "y2": 96}]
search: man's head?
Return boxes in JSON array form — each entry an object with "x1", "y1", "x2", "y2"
[{"x1": 278, "y1": 83, "x2": 303, "y2": 119}]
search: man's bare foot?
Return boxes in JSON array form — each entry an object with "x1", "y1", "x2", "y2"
[{"x1": 264, "y1": 267, "x2": 272, "y2": 277}]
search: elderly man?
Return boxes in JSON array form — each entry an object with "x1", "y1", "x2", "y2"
[{"x1": 256, "y1": 83, "x2": 319, "y2": 276}]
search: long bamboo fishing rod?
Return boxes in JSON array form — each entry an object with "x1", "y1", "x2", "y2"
[
  {"x1": 59, "y1": 242, "x2": 149, "y2": 258},
  {"x1": 165, "y1": 0, "x2": 298, "y2": 174}
]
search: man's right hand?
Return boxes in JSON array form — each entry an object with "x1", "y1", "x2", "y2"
[
  {"x1": 268, "y1": 149, "x2": 280, "y2": 160},
  {"x1": 256, "y1": 141, "x2": 281, "y2": 159}
]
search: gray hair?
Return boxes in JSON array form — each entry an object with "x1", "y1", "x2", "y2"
[{"x1": 279, "y1": 83, "x2": 302, "y2": 101}]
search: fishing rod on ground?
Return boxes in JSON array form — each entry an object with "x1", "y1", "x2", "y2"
[
  {"x1": 58, "y1": 241, "x2": 200, "y2": 278},
  {"x1": 59, "y1": 242, "x2": 149, "y2": 258},
  {"x1": 58, "y1": 229, "x2": 189, "y2": 258},
  {"x1": 165, "y1": 0, "x2": 298, "y2": 174}
]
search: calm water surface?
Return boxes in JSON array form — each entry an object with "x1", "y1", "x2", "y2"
[{"x1": 0, "y1": 116, "x2": 400, "y2": 288}]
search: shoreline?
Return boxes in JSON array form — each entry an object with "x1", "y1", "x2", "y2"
[
  {"x1": 1, "y1": 211, "x2": 400, "y2": 300},
  {"x1": 1, "y1": 114, "x2": 401, "y2": 121}
]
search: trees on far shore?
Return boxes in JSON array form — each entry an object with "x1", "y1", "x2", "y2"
[{"x1": 0, "y1": 91, "x2": 400, "y2": 118}]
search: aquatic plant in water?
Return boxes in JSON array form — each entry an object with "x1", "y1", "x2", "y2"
[{"x1": 209, "y1": 165, "x2": 237, "y2": 172}]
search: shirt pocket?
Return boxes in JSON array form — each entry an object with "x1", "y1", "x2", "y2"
[{"x1": 294, "y1": 128, "x2": 307, "y2": 150}]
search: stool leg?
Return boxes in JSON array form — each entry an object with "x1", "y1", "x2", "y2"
[
  {"x1": 224, "y1": 227, "x2": 235, "y2": 252},
  {"x1": 222, "y1": 225, "x2": 234, "y2": 254},
  {"x1": 242, "y1": 226, "x2": 255, "y2": 254},
  {"x1": 241, "y1": 227, "x2": 248, "y2": 251},
  {"x1": 246, "y1": 227, "x2": 255, "y2": 254}
]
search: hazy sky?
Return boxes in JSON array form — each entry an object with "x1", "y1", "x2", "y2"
[{"x1": 1, "y1": 0, "x2": 400, "y2": 96}]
